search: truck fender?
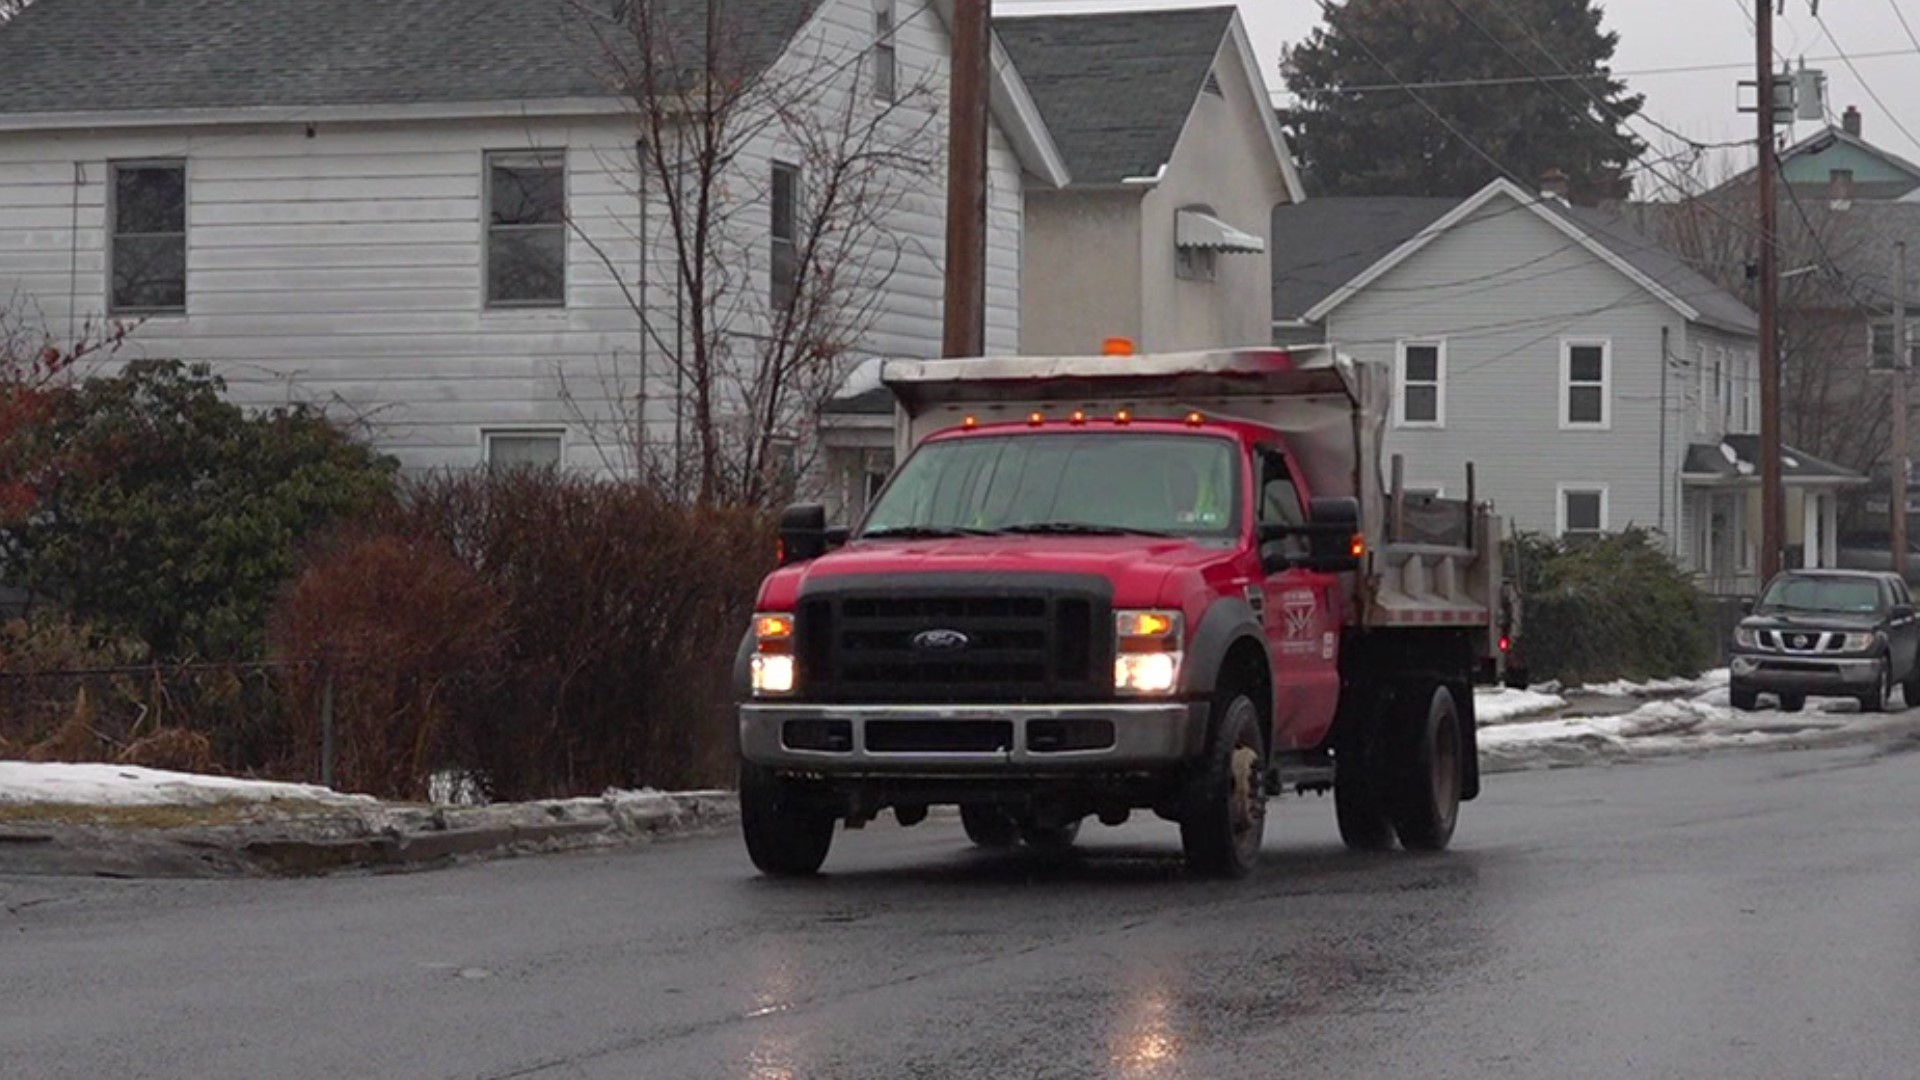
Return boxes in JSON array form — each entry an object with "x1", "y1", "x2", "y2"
[
  {"x1": 731, "y1": 629, "x2": 757, "y2": 702},
  {"x1": 1185, "y1": 597, "x2": 1270, "y2": 702}
]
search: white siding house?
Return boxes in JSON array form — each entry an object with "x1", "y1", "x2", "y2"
[
  {"x1": 1274, "y1": 178, "x2": 1864, "y2": 594},
  {"x1": 0, "y1": 0, "x2": 1067, "y2": 479}
]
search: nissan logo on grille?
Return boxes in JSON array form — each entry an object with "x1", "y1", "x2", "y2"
[
  {"x1": 1791, "y1": 634, "x2": 1813, "y2": 649},
  {"x1": 912, "y1": 628, "x2": 972, "y2": 652}
]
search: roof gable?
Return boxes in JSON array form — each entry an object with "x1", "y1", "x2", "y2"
[
  {"x1": 1300, "y1": 179, "x2": 1758, "y2": 335},
  {"x1": 996, "y1": 6, "x2": 1235, "y2": 187}
]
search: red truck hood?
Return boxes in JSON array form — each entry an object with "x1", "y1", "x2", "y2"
[{"x1": 756, "y1": 535, "x2": 1236, "y2": 610}]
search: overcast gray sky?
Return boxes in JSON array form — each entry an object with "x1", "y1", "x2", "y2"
[{"x1": 1004, "y1": 0, "x2": 1920, "y2": 188}]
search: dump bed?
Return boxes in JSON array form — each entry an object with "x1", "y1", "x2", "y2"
[{"x1": 881, "y1": 347, "x2": 1504, "y2": 643}]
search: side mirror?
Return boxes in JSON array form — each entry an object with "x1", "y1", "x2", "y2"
[
  {"x1": 1300, "y1": 496, "x2": 1363, "y2": 572},
  {"x1": 1894, "y1": 603, "x2": 1915, "y2": 621},
  {"x1": 778, "y1": 503, "x2": 830, "y2": 565}
]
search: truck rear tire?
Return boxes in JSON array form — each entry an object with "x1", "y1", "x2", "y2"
[
  {"x1": 1390, "y1": 684, "x2": 1462, "y2": 853},
  {"x1": 1179, "y1": 692, "x2": 1267, "y2": 878},
  {"x1": 1334, "y1": 737, "x2": 1397, "y2": 852},
  {"x1": 960, "y1": 804, "x2": 1020, "y2": 848},
  {"x1": 739, "y1": 761, "x2": 835, "y2": 877}
]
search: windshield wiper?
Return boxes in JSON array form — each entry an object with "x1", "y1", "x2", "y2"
[
  {"x1": 859, "y1": 525, "x2": 1001, "y2": 540},
  {"x1": 998, "y1": 522, "x2": 1176, "y2": 538}
]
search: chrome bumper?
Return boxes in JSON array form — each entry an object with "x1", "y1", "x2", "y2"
[
  {"x1": 739, "y1": 701, "x2": 1206, "y2": 772},
  {"x1": 1729, "y1": 654, "x2": 1883, "y2": 692}
]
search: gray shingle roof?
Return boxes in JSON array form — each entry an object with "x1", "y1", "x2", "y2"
[
  {"x1": 1544, "y1": 201, "x2": 1760, "y2": 336},
  {"x1": 1685, "y1": 438, "x2": 1864, "y2": 482},
  {"x1": 995, "y1": 6, "x2": 1233, "y2": 186},
  {"x1": 1270, "y1": 189, "x2": 1761, "y2": 336},
  {"x1": 1270, "y1": 197, "x2": 1455, "y2": 321},
  {"x1": 0, "y1": 0, "x2": 817, "y2": 115}
]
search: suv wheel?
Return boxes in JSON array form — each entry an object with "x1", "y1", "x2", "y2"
[
  {"x1": 1777, "y1": 692, "x2": 1807, "y2": 713},
  {"x1": 1730, "y1": 685, "x2": 1759, "y2": 712},
  {"x1": 1859, "y1": 661, "x2": 1892, "y2": 714}
]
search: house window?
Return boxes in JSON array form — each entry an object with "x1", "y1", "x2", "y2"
[
  {"x1": 1394, "y1": 340, "x2": 1445, "y2": 427},
  {"x1": 1712, "y1": 351, "x2": 1726, "y2": 428},
  {"x1": 486, "y1": 151, "x2": 567, "y2": 307},
  {"x1": 771, "y1": 162, "x2": 800, "y2": 309},
  {"x1": 109, "y1": 161, "x2": 187, "y2": 314},
  {"x1": 872, "y1": 0, "x2": 896, "y2": 102},
  {"x1": 484, "y1": 429, "x2": 564, "y2": 470},
  {"x1": 1558, "y1": 485, "x2": 1608, "y2": 539},
  {"x1": 1175, "y1": 246, "x2": 1217, "y2": 282},
  {"x1": 1560, "y1": 339, "x2": 1611, "y2": 429},
  {"x1": 1870, "y1": 319, "x2": 1920, "y2": 370},
  {"x1": 1694, "y1": 346, "x2": 1709, "y2": 434},
  {"x1": 1740, "y1": 353, "x2": 1754, "y2": 433}
]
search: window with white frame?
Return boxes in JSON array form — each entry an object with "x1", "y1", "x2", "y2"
[
  {"x1": 485, "y1": 151, "x2": 566, "y2": 307},
  {"x1": 1558, "y1": 485, "x2": 1608, "y2": 539},
  {"x1": 1870, "y1": 318, "x2": 1920, "y2": 370},
  {"x1": 1394, "y1": 340, "x2": 1445, "y2": 427},
  {"x1": 1561, "y1": 339, "x2": 1611, "y2": 428},
  {"x1": 771, "y1": 161, "x2": 801, "y2": 309},
  {"x1": 484, "y1": 429, "x2": 564, "y2": 471},
  {"x1": 110, "y1": 161, "x2": 187, "y2": 314},
  {"x1": 872, "y1": 0, "x2": 896, "y2": 102}
]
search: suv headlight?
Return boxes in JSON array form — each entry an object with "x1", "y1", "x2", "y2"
[
  {"x1": 749, "y1": 612, "x2": 797, "y2": 696},
  {"x1": 1115, "y1": 610, "x2": 1183, "y2": 695},
  {"x1": 1734, "y1": 627, "x2": 1760, "y2": 649},
  {"x1": 1841, "y1": 631, "x2": 1880, "y2": 653}
]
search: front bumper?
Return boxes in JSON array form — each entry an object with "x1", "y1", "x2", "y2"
[
  {"x1": 739, "y1": 701, "x2": 1208, "y2": 773},
  {"x1": 1729, "y1": 653, "x2": 1884, "y2": 694}
]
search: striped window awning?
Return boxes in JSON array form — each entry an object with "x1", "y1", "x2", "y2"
[{"x1": 1175, "y1": 209, "x2": 1265, "y2": 253}]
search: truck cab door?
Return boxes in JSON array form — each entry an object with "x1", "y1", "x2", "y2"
[{"x1": 1256, "y1": 447, "x2": 1342, "y2": 750}]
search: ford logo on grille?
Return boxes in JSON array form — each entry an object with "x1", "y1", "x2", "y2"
[{"x1": 912, "y1": 628, "x2": 972, "y2": 652}]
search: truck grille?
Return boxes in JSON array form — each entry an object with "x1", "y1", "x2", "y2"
[{"x1": 795, "y1": 579, "x2": 1111, "y2": 704}]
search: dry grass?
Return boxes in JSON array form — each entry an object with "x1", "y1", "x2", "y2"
[{"x1": 0, "y1": 799, "x2": 348, "y2": 829}]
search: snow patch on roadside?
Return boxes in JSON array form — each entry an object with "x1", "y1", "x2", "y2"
[
  {"x1": 1474, "y1": 686, "x2": 1567, "y2": 724},
  {"x1": 0, "y1": 761, "x2": 375, "y2": 807},
  {"x1": 1573, "y1": 669, "x2": 1730, "y2": 698}
]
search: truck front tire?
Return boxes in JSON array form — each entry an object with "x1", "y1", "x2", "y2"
[
  {"x1": 1180, "y1": 692, "x2": 1268, "y2": 878},
  {"x1": 1391, "y1": 684, "x2": 1462, "y2": 852},
  {"x1": 739, "y1": 761, "x2": 836, "y2": 877}
]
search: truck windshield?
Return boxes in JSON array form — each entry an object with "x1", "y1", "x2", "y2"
[
  {"x1": 862, "y1": 432, "x2": 1240, "y2": 539},
  {"x1": 1759, "y1": 576, "x2": 1884, "y2": 614}
]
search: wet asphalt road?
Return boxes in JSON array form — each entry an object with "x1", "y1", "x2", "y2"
[{"x1": 9, "y1": 737, "x2": 1920, "y2": 1080}]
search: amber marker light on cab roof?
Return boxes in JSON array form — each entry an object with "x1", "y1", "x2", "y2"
[
  {"x1": 1070, "y1": 409, "x2": 1087, "y2": 426},
  {"x1": 1028, "y1": 411, "x2": 1045, "y2": 426},
  {"x1": 1115, "y1": 409, "x2": 1132, "y2": 425},
  {"x1": 1102, "y1": 337, "x2": 1135, "y2": 356},
  {"x1": 962, "y1": 415, "x2": 978, "y2": 430},
  {"x1": 1185, "y1": 411, "x2": 1205, "y2": 426}
]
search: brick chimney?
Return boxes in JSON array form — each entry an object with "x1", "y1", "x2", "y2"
[
  {"x1": 1540, "y1": 167, "x2": 1571, "y2": 203},
  {"x1": 1843, "y1": 105, "x2": 1862, "y2": 137}
]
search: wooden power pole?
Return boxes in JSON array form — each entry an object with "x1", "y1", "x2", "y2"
[
  {"x1": 942, "y1": 0, "x2": 990, "y2": 359},
  {"x1": 1755, "y1": 2, "x2": 1785, "y2": 581},
  {"x1": 1896, "y1": 241, "x2": 1911, "y2": 579}
]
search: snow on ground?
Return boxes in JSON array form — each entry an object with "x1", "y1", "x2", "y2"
[
  {"x1": 0, "y1": 762, "x2": 374, "y2": 807},
  {"x1": 1561, "y1": 669, "x2": 1731, "y2": 698},
  {"x1": 1474, "y1": 686, "x2": 1567, "y2": 724}
]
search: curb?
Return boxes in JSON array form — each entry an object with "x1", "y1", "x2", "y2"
[{"x1": 0, "y1": 791, "x2": 742, "y2": 880}]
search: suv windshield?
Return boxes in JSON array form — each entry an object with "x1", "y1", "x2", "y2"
[
  {"x1": 862, "y1": 432, "x2": 1240, "y2": 539},
  {"x1": 1759, "y1": 576, "x2": 1885, "y2": 615}
]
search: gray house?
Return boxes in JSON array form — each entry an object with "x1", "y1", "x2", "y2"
[{"x1": 1274, "y1": 177, "x2": 1864, "y2": 595}]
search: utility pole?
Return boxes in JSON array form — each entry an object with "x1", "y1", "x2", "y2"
[
  {"x1": 1896, "y1": 240, "x2": 1911, "y2": 579},
  {"x1": 1755, "y1": 2, "x2": 1785, "y2": 582},
  {"x1": 942, "y1": 0, "x2": 990, "y2": 359}
]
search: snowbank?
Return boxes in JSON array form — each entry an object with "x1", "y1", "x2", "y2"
[
  {"x1": 0, "y1": 762, "x2": 375, "y2": 807},
  {"x1": 1573, "y1": 669, "x2": 1730, "y2": 698},
  {"x1": 1474, "y1": 686, "x2": 1567, "y2": 725}
]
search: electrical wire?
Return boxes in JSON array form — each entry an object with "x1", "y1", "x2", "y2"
[{"x1": 1812, "y1": 11, "x2": 1920, "y2": 155}]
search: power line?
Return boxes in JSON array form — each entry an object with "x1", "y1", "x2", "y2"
[
  {"x1": 1892, "y1": 0, "x2": 1920, "y2": 56},
  {"x1": 1812, "y1": 11, "x2": 1920, "y2": 154}
]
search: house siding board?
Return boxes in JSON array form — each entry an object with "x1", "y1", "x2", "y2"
[
  {"x1": 0, "y1": 0, "x2": 1024, "y2": 475},
  {"x1": 1328, "y1": 194, "x2": 1697, "y2": 541}
]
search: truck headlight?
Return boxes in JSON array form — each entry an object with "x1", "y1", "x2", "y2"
[
  {"x1": 750, "y1": 612, "x2": 798, "y2": 696},
  {"x1": 1841, "y1": 631, "x2": 1880, "y2": 653},
  {"x1": 1734, "y1": 627, "x2": 1759, "y2": 649},
  {"x1": 1115, "y1": 609, "x2": 1182, "y2": 695}
]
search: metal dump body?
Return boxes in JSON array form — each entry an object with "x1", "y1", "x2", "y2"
[{"x1": 881, "y1": 347, "x2": 1504, "y2": 651}]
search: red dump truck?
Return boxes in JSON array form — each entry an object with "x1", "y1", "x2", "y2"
[{"x1": 735, "y1": 346, "x2": 1512, "y2": 877}]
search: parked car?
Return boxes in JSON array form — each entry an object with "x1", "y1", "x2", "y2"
[
  {"x1": 1728, "y1": 570, "x2": 1920, "y2": 712},
  {"x1": 1835, "y1": 531, "x2": 1920, "y2": 585}
]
